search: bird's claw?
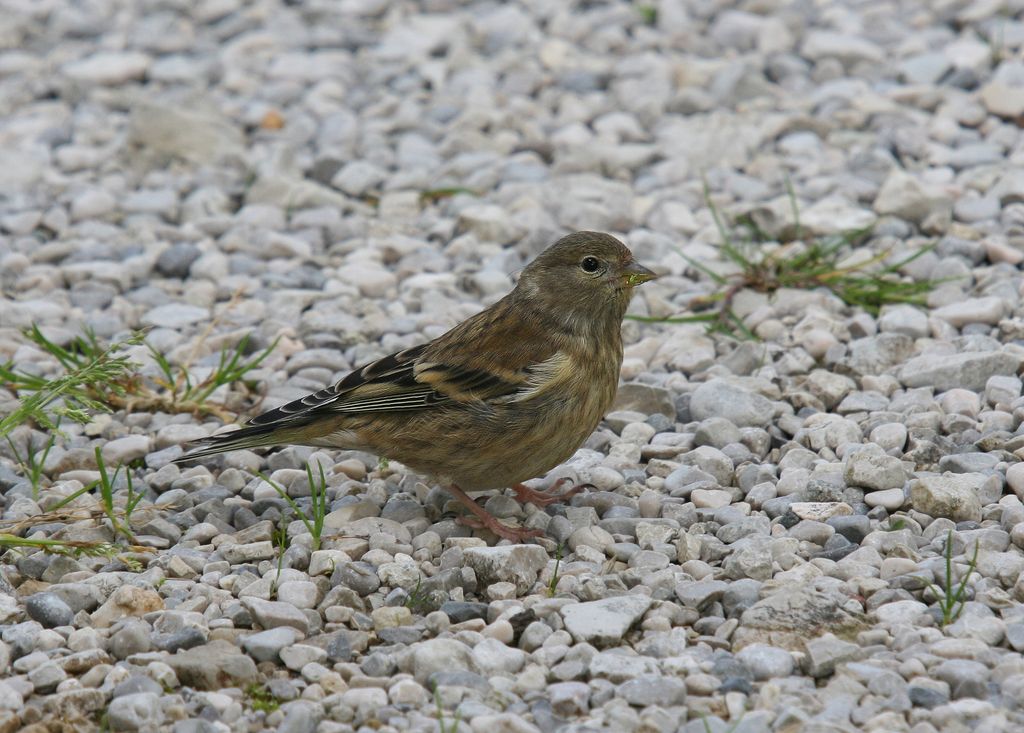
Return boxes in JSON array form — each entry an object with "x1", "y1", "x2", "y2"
[
  {"x1": 511, "y1": 478, "x2": 592, "y2": 508},
  {"x1": 456, "y1": 515, "x2": 544, "y2": 542}
]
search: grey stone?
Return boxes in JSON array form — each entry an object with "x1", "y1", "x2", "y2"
[
  {"x1": 788, "y1": 520, "x2": 834, "y2": 545},
  {"x1": 109, "y1": 621, "x2": 152, "y2": 659},
  {"x1": 910, "y1": 475, "x2": 984, "y2": 521},
  {"x1": 276, "y1": 701, "x2": 322, "y2": 733},
  {"x1": 878, "y1": 305, "x2": 929, "y2": 338},
  {"x1": 241, "y1": 627, "x2": 301, "y2": 663},
  {"x1": 899, "y1": 351, "x2": 1022, "y2": 392},
  {"x1": 664, "y1": 465, "x2": 718, "y2": 495},
  {"x1": 408, "y1": 639, "x2": 477, "y2": 684},
  {"x1": 899, "y1": 52, "x2": 952, "y2": 84},
  {"x1": 28, "y1": 661, "x2": 67, "y2": 692},
  {"x1": 1006, "y1": 623, "x2": 1024, "y2": 652},
  {"x1": 155, "y1": 627, "x2": 206, "y2": 653},
  {"x1": 331, "y1": 561, "x2": 381, "y2": 596},
  {"x1": 723, "y1": 543, "x2": 773, "y2": 581},
  {"x1": 690, "y1": 379, "x2": 774, "y2": 427},
  {"x1": 695, "y1": 417, "x2": 743, "y2": 449},
  {"x1": 63, "y1": 52, "x2": 151, "y2": 85},
  {"x1": 166, "y1": 641, "x2": 258, "y2": 690},
  {"x1": 471, "y1": 638, "x2": 527, "y2": 676},
  {"x1": 909, "y1": 685, "x2": 948, "y2": 709},
  {"x1": 107, "y1": 692, "x2": 162, "y2": 731},
  {"x1": 805, "y1": 634, "x2": 860, "y2": 677},
  {"x1": 100, "y1": 435, "x2": 152, "y2": 465},
  {"x1": 129, "y1": 100, "x2": 245, "y2": 164},
  {"x1": 676, "y1": 579, "x2": 729, "y2": 610},
  {"x1": 827, "y1": 515, "x2": 870, "y2": 543},
  {"x1": 331, "y1": 161, "x2": 385, "y2": 196},
  {"x1": 463, "y1": 545, "x2": 548, "y2": 594},
  {"x1": 440, "y1": 601, "x2": 488, "y2": 623},
  {"x1": 25, "y1": 593, "x2": 73, "y2": 628},
  {"x1": 112, "y1": 675, "x2": 163, "y2": 698},
  {"x1": 617, "y1": 674, "x2": 687, "y2": 706},
  {"x1": 802, "y1": 31, "x2": 883, "y2": 63},
  {"x1": 155, "y1": 243, "x2": 201, "y2": 278},
  {"x1": 735, "y1": 587, "x2": 865, "y2": 650},
  {"x1": 561, "y1": 595, "x2": 652, "y2": 647},
  {"x1": 933, "y1": 297, "x2": 1006, "y2": 328},
  {"x1": 611, "y1": 383, "x2": 676, "y2": 418},
  {"x1": 873, "y1": 168, "x2": 950, "y2": 225},
  {"x1": 142, "y1": 304, "x2": 209, "y2": 329},
  {"x1": 280, "y1": 644, "x2": 328, "y2": 672},
  {"x1": 844, "y1": 446, "x2": 908, "y2": 491},
  {"x1": 241, "y1": 597, "x2": 309, "y2": 634},
  {"x1": 736, "y1": 644, "x2": 794, "y2": 680},
  {"x1": 932, "y1": 659, "x2": 990, "y2": 695}
]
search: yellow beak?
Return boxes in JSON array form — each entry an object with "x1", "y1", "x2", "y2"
[{"x1": 622, "y1": 261, "x2": 658, "y2": 287}]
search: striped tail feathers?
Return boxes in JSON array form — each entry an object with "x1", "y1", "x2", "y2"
[
  {"x1": 173, "y1": 417, "x2": 316, "y2": 463},
  {"x1": 173, "y1": 424, "x2": 275, "y2": 463}
]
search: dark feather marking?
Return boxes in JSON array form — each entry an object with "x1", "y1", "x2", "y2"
[
  {"x1": 420, "y1": 363, "x2": 517, "y2": 395},
  {"x1": 336, "y1": 390, "x2": 448, "y2": 413}
]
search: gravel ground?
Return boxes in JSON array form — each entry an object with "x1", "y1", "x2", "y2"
[{"x1": 4, "y1": 0, "x2": 1024, "y2": 731}]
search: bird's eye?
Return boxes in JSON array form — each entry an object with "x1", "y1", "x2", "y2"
[{"x1": 580, "y1": 256, "x2": 601, "y2": 273}]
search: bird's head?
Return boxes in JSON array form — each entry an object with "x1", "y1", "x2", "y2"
[{"x1": 515, "y1": 231, "x2": 657, "y2": 336}]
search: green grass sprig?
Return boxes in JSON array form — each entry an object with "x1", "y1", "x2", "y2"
[
  {"x1": 258, "y1": 462, "x2": 329, "y2": 552},
  {"x1": 631, "y1": 183, "x2": 940, "y2": 339},
  {"x1": 0, "y1": 327, "x2": 142, "y2": 437},
  {"x1": 926, "y1": 530, "x2": 979, "y2": 627}
]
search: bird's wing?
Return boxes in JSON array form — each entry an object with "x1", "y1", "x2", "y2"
[
  {"x1": 175, "y1": 301, "x2": 569, "y2": 461},
  {"x1": 246, "y1": 343, "x2": 441, "y2": 425},
  {"x1": 247, "y1": 333, "x2": 562, "y2": 428}
]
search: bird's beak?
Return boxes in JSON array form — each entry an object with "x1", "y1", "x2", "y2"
[{"x1": 621, "y1": 261, "x2": 658, "y2": 288}]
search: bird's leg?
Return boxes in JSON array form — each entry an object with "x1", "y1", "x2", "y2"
[
  {"x1": 511, "y1": 478, "x2": 592, "y2": 507},
  {"x1": 446, "y1": 484, "x2": 543, "y2": 542}
]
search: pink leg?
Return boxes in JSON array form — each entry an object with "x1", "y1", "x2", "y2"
[
  {"x1": 446, "y1": 484, "x2": 543, "y2": 542},
  {"x1": 511, "y1": 478, "x2": 590, "y2": 508}
]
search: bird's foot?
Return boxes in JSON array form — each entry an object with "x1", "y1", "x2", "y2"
[
  {"x1": 455, "y1": 515, "x2": 544, "y2": 542},
  {"x1": 447, "y1": 484, "x2": 543, "y2": 542},
  {"x1": 511, "y1": 478, "x2": 591, "y2": 508}
]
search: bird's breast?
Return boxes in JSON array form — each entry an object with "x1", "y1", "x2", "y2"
[{"x1": 448, "y1": 344, "x2": 622, "y2": 489}]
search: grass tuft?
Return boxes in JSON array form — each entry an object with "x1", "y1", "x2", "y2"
[
  {"x1": 631, "y1": 184, "x2": 940, "y2": 339},
  {"x1": 548, "y1": 542, "x2": 564, "y2": 597},
  {"x1": 91, "y1": 446, "x2": 143, "y2": 543},
  {"x1": 926, "y1": 529, "x2": 979, "y2": 627},
  {"x1": 636, "y1": 4, "x2": 658, "y2": 25},
  {"x1": 1, "y1": 327, "x2": 278, "y2": 434},
  {"x1": 258, "y1": 462, "x2": 329, "y2": 552},
  {"x1": 0, "y1": 327, "x2": 142, "y2": 437},
  {"x1": 146, "y1": 333, "x2": 279, "y2": 419},
  {"x1": 404, "y1": 574, "x2": 430, "y2": 614},
  {"x1": 0, "y1": 449, "x2": 171, "y2": 561},
  {"x1": 270, "y1": 515, "x2": 289, "y2": 599},
  {"x1": 5, "y1": 430, "x2": 57, "y2": 499},
  {"x1": 433, "y1": 685, "x2": 462, "y2": 733},
  {"x1": 245, "y1": 683, "x2": 281, "y2": 714}
]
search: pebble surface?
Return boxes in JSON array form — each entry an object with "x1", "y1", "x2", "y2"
[{"x1": 4, "y1": 1, "x2": 1024, "y2": 732}]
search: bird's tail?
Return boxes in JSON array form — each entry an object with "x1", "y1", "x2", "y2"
[{"x1": 174, "y1": 423, "x2": 293, "y2": 463}]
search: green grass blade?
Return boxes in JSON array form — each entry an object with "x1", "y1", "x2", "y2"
[
  {"x1": 625, "y1": 314, "x2": 719, "y2": 325},
  {"x1": 47, "y1": 480, "x2": 100, "y2": 512},
  {"x1": 678, "y1": 250, "x2": 728, "y2": 285},
  {"x1": 258, "y1": 471, "x2": 315, "y2": 541}
]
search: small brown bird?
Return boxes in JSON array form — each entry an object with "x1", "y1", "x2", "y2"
[{"x1": 177, "y1": 231, "x2": 656, "y2": 541}]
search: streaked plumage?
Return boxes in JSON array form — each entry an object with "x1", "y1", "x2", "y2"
[{"x1": 177, "y1": 231, "x2": 656, "y2": 540}]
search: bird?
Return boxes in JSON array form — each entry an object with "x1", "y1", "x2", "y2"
[{"x1": 176, "y1": 231, "x2": 657, "y2": 541}]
